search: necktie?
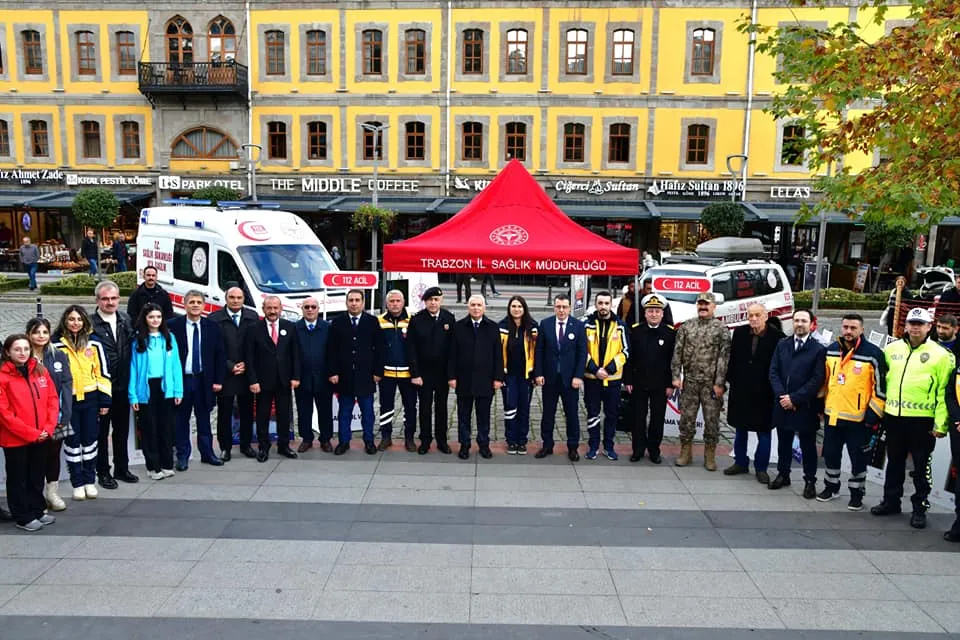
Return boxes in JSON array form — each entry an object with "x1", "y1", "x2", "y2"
[
  {"x1": 558, "y1": 322, "x2": 564, "y2": 346},
  {"x1": 232, "y1": 313, "x2": 239, "y2": 327},
  {"x1": 473, "y1": 321, "x2": 479, "y2": 335},
  {"x1": 270, "y1": 322, "x2": 278, "y2": 345},
  {"x1": 191, "y1": 322, "x2": 201, "y2": 374},
  {"x1": 308, "y1": 323, "x2": 314, "y2": 331},
  {"x1": 352, "y1": 316, "x2": 358, "y2": 329},
  {"x1": 795, "y1": 338, "x2": 802, "y2": 352}
]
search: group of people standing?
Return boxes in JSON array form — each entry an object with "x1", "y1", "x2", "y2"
[{"x1": 3, "y1": 279, "x2": 960, "y2": 543}]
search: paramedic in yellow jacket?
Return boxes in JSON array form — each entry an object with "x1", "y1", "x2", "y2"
[
  {"x1": 818, "y1": 313, "x2": 886, "y2": 511},
  {"x1": 51, "y1": 305, "x2": 111, "y2": 502},
  {"x1": 583, "y1": 291, "x2": 629, "y2": 460},
  {"x1": 498, "y1": 296, "x2": 538, "y2": 454}
]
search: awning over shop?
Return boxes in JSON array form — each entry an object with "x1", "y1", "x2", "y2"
[
  {"x1": 22, "y1": 191, "x2": 153, "y2": 209},
  {"x1": 743, "y1": 202, "x2": 859, "y2": 225},
  {"x1": 938, "y1": 216, "x2": 960, "y2": 226},
  {"x1": 0, "y1": 191, "x2": 42, "y2": 208},
  {"x1": 649, "y1": 201, "x2": 716, "y2": 221}
]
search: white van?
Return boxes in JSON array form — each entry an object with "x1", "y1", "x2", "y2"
[{"x1": 136, "y1": 201, "x2": 347, "y2": 319}]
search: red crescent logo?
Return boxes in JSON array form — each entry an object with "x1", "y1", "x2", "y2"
[{"x1": 238, "y1": 221, "x2": 271, "y2": 242}]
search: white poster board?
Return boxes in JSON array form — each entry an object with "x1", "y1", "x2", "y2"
[{"x1": 570, "y1": 274, "x2": 588, "y2": 318}]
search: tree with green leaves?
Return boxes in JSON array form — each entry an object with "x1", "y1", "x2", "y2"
[
  {"x1": 191, "y1": 185, "x2": 242, "y2": 205},
  {"x1": 864, "y1": 213, "x2": 916, "y2": 291},
  {"x1": 72, "y1": 188, "x2": 120, "y2": 266},
  {"x1": 700, "y1": 202, "x2": 745, "y2": 238},
  {"x1": 742, "y1": 0, "x2": 959, "y2": 225}
]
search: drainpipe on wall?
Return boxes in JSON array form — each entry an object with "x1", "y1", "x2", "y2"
[
  {"x1": 444, "y1": 0, "x2": 452, "y2": 196},
  {"x1": 245, "y1": 0, "x2": 254, "y2": 199},
  {"x1": 740, "y1": 0, "x2": 759, "y2": 200}
]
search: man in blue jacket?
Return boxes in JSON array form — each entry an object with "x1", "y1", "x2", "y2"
[
  {"x1": 294, "y1": 297, "x2": 333, "y2": 453},
  {"x1": 169, "y1": 290, "x2": 226, "y2": 470},
  {"x1": 534, "y1": 294, "x2": 587, "y2": 462},
  {"x1": 768, "y1": 309, "x2": 827, "y2": 498},
  {"x1": 376, "y1": 290, "x2": 418, "y2": 452}
]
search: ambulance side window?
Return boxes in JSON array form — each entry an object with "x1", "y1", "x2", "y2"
[
  {"x1": 173, "y1": 240, "x2": 209, "y2": 285},
  {"x1": 217, "y1": 250, "x2": 254, "y2": 307}
]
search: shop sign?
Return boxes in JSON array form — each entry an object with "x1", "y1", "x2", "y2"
[
  {"x1": 769, "y1": 185, "x2": 813, "y2": 200},
  {"x1": 453, "y1": 176, "x2": 492, "y2": 192},
  {"x1": 646, "y1": 179, "x2": 743, "y2": 198},
  {"x1": 321, "y1": 271, "x2": 379, "y2": 288},
  {"x1": 65, "y1": 173, "x2": 154, "y2": 187},
  {"x1": 0, "y1": 168, "x2": 65, "y2": 185},
  {"x1": 554, "y1": 179, "x2": 643, "y2": 196},
  {"x1": 278, "y1": 177, "x2": 420, "y2": 194},
  {"x1": 158, "y1": 175, "x2": 245, "y2": 192}
]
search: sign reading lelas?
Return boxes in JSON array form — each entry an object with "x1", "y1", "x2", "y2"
[
  {"x1": 321, "y1": 271, "x2": 379, "y2": 289},
  {"x1": 653, "y1": 276, "x2": 711, "y2": 293}
]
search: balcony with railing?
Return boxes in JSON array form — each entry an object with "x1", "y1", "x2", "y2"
[{"x1": 138, "y1": 61, "x2": 248, "y2": 105}]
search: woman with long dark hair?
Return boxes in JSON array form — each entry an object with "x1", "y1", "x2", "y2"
[
  {"x1": 498, "y1": 295, "x2": 538, "y2": 454},
  {"x1": 26, "y1": 317, "x2": 73, "y2": 512},
  {"x1": 52, "y1": 305, "x2": 111, "y2": 501},
  {"x1": 0, "y1": 334, "x2": 59, "y2": 531},
  {"x1": 129, "y1": 303, "x2": 183, "y2": 479}
]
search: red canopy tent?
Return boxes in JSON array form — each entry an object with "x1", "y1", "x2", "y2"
[{"x1": 383, "y1": 159, "x2": 639, "y2": 275}]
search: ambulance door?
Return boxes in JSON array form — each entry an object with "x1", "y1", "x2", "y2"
[
  {"x1": 215, "y1": 246, "x2": 257, "y2": 311},
  {"x1": 172, "y1": 237, "x2": 213, "y2": 313}
]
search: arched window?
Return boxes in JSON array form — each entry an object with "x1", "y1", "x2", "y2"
[
  {"x1": 565, "y1": 29, "x2": 588, "y2": 74},
  {"x1": 171, "y1": 126, "x2": 238, "y2": 158},
  {"x1": 691, "y1": 28, "x2": 715, "y2": 76},
  {"x1": 612, "y1": 29, "x2": 635, "y2": 75},
  {"x1": 166, "y1": 16, "x2": 193, "y2": 65},
  {"x1": 505, "y1": 29, "x2": 527, "y2": 75},
  {"x1": 208, "y1": 16, "x2": 236, "y2": 63}
]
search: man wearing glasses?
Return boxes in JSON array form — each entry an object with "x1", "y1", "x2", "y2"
[{"x1": 294, "y1": 297, "x2": 333, "y2": 452}]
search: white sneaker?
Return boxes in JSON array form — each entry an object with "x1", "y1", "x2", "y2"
[
  {"x1": 45, "y1": 482, "x2": 66, "y2": 512},
  {"x1": 72, "y1": 487, "x2": 86, "y2": 501},
  {"x1": 16, "y1": 519, "x2": 44, "y2": 532},
  {"x1": 160, "y1": 469, "x2": 175, "y2": 478},
  {"x1": 38, "y1": 513, "x2": 56, "y2": 526},
  {"x1": 84, "y1": 484, "x2": 98, "y2": 499},
  {"x1": 149, "y1": 470, "x2": 165, "y2": 480}
]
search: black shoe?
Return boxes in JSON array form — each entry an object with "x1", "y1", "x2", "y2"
[
  {"x1": 870, "y1": 501, "x2": 902, "y2": 516},
  {"x1": 629, "y1": 453, "x2": 643, "y2": 463},
  {"x1": 0, "y1": 507, "x2": 10, "y2": 521},
  {"x1": 943, "y1": 530, "x2": 960, "y2": 543},
  {"x1": 278, "y1": 448, "x2": 298, "y2": 459},
  {"x1": 418, "y1": 442, "x2": 430, "y2": 455},
  {"x1": 221, "y1": 449, "x2": 232, "y2": 462},
  {"x1": 802, "y1": 480, "x2": 817, "y2": 500},
  {"x1": 320, "y1": 441, "x2": 334, "y2": 453},
  {"x1": 479, "y1": 447, "x2": 493, "y2": 459},
  {"x1": 201, "y1": 457, "x2": 225, "y2": 466},
  {"x1": 458, "y1": 447, "x2": 470, "y2": 460},
  {"x1": 516, "y1": 444, "x2": 527, "y2": 455},
  {"x1": 648, "y1": 452, "x2": 662, "y2": 465},
  {"x1": 756, "y1": 471, "x2": 770, "y2": 484},
  {"x1": 910, "y1": 511, "x2": 927, "y2": 529},
  {"x1": 568, "y1": 448, "x2": 580, "y2": 462},
  {"x1": 98, "y1": 474, "x2": 119, "y2": 490},
  {"x1": 535, "y1": 447, "x2": 553, "y2": 459},
  {"x1": 847, "y1": 491, "x2": 865, "y2": 511},
  {"x1": 175, "y1": 461, "x2": 189, "y2": 472},
  {"x1": 297, "y1": 441, "x2": 313, "y2": 453},
  {"x1": 723, "y1": 463, "x2": 749, "y2": 476},
  {"x1": 377, "y1": 438, "x2": 392, "y2": 452},
  {"x1": 364, "y1": 442, "x2": 377, "y2": 455},
  {"x1": 405, "y1": 438, "x2": 417, "y2": 452},
  {"x1": 816, "y1": 485, "x2": 840, "y2": 502},
  {"x1": 256, "y1": 449, "x2": 269, "y2": 463},
  {"x1": 768, "y1": 475, "x2": 791, "y2": 490},
  {"x1": 507, "y1": 443, "x2": 518, "y2": 455},
  {"x1": 240, "y1": 446, "x2": 257, "y2": 459},
  {"x1": 115, "y1": 470, "x2": 139, "y2": 483},
  {"x1": 437, "y1": 443, "x2": 452, "y2": 455},
  {"x1": 334, "y1": 443, "x2": 350, "y2": 456}
]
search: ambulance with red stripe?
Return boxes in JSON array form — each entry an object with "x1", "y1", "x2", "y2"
[
  {"x1": 136, "y1": 201, "x2": 347, "y2": 319},
  {"x1": 641, "y1": 260, "x2": 794, "y2": 330}
]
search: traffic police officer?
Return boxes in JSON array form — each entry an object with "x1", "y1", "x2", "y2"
[
  {"x1": 873, "y1": 307, "x2": 954, "y2": 529},
  {"x1": 376, "y1": 290, "x2": 418, "y2": 452},
  {"x1": 670, "y1": 291, "x2": 731, "y2": 470},
  {"x1": 624, "y1": 293, "x2": 676, "y2": 464}
]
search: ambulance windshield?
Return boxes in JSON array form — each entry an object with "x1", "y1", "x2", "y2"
[{"x1": 237, "y1": 244, "x2": 337, "y2": 293}]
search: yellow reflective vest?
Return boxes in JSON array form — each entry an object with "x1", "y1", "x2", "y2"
[
  {"x1": 822, "y1": 337, "x2": 886, "y2": 427},
  {"x1": 498, "y1": 320, "x2": 537, "y2": 379},
  {"x1": 883, "y1": 337, "x2": 955, "y2": 433},
  {"x1": 584, "y1": 314, "x2": 629, "y2": 385}
]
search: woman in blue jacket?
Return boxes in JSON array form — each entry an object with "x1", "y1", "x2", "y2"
[
  {"x1": 26, "y1": 317, "x2": 72, "y2": 512},
  {"x1": 128, "y1": 303, "x2": 182, "y2": 480}
]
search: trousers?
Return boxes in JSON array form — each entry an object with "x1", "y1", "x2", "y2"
[
  {"x1": 776, "y1": 427, "x2": 819, "y2": 481},
  {"x1": 822, "y1": 424, "x2": 869, "y2": 493},
  {"x1": 65, "y1": 399, "x2": 99, "y2": 487},
  {"x1": 216, "y1": 392, "x2": 254, "y2": 451},
  {"x1": 337, "y1": 394, "x2": 375, "y2": 444},
  {"x1": 678, "y1": 381, "x2": 722, "y2": 445},
  {"x1": 882, "y1": 415, "x2": 936, "y2": 511},
  {"x1": 378, "y1": 377, "x2": 417, "y2": 440},
  {"x1": 97, "y1": 396, "x2": 131, "y2": 476},
  {"x1": 295, "y1": 385, "x2": 333, "y2": 444},
  {"x1": 633, "y1": 387, "x2": 668, "y2": 457},
  {"x1": 457, "y1": 393, "x2": 492, "y2": 448},
  {"x1": 255, "y1": 385, "x2": 293, "y2": 450},
  {"x1": 177, "y1": 375, "x2": 215, "y2": 463},
  {"x1": 3, "y1": 443, "x2": 46, "y2": 526},
  {"x1": 585, "y1": 379, "x2": 621, "y2": 451},
  {"x1": 502, "y1": 374, "x2": 533, "y2": 446},
  {"x1": 733, "y1": 428, "x2": 771, "y2": 472},
  {"x1": 417, "y1": 378, "x2": 449, "y2": 445},
  {"x1": 139, "y1": 378, "x2": 175, "y2": 472},
  {"x1": 540, "y1": 375, "x2": 580, "y2": 450}
]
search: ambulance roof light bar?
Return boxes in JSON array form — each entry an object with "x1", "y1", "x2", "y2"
[
  {"x1": 216, "y1": 201, "x2": 281, "y2": 210},
  {"x1": 162, "y1": 199, "x2": 212, "y2": 206}
]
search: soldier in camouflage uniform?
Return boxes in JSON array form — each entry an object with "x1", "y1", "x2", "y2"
[{"x1": 670, "y1": 291, "x2": 731, "y2": 470}]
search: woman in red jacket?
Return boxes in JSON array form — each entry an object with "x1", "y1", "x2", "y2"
[{"x1": 0, "y1": 334, "x2": 59, "y2": 531}]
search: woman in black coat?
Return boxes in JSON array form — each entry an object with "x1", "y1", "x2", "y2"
[{"x1": 725, "y1": 311, "x2": 783, "y2": 483}]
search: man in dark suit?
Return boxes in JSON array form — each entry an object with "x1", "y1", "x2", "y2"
[
  {"x1": 246, "y1": 295, "x2": 302, "y2": 462},
  {"x1": 768, "y1": 309, "x2": 827, "y2": 498},
  {"x1": 295, "y1": 297, "x2": 333, "y2": 453},
  {"x1": 448, "y1": 295, "x2": 504, "y2": 460},
  {"x1": 169, "y1": 290, "x2": 226, "y2": 470},
  {"x1": 534, "y1": 294, "x2": 586, "y2": 461},
  {"x1": 407, "y1": 286, "x2": 457, "y2": 454},
  {"x1": 624, "y1": 294, "x2": 677, "y2": 464},
  {"x1": 91, "y1": 280, "x2": 136, "y2": 488},
  {"x1": 327, "y1": 289, "x2": 381, "y2": 455},
  {"x1": 209, "y1": 286, "x2": 259, "y2": 460}
]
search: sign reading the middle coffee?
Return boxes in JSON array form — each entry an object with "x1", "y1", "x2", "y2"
[{"x1": 270, "y1": 177, "x2": 420, "y2": 194}]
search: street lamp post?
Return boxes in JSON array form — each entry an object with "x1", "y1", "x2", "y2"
[
  {"x1": 725, "y1": 154, "x2": 748, "y2": 203},
  {"x1": 240, "y1": 143, "x2": 262, "y2": 201},
  {"x1": 360, "y1": 122, "x2": 389, "y2": 311}
]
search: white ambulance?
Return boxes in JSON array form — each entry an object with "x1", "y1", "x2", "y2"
[{"x1": 135, "y1": 201, "x2": 347, "y2": 318}]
